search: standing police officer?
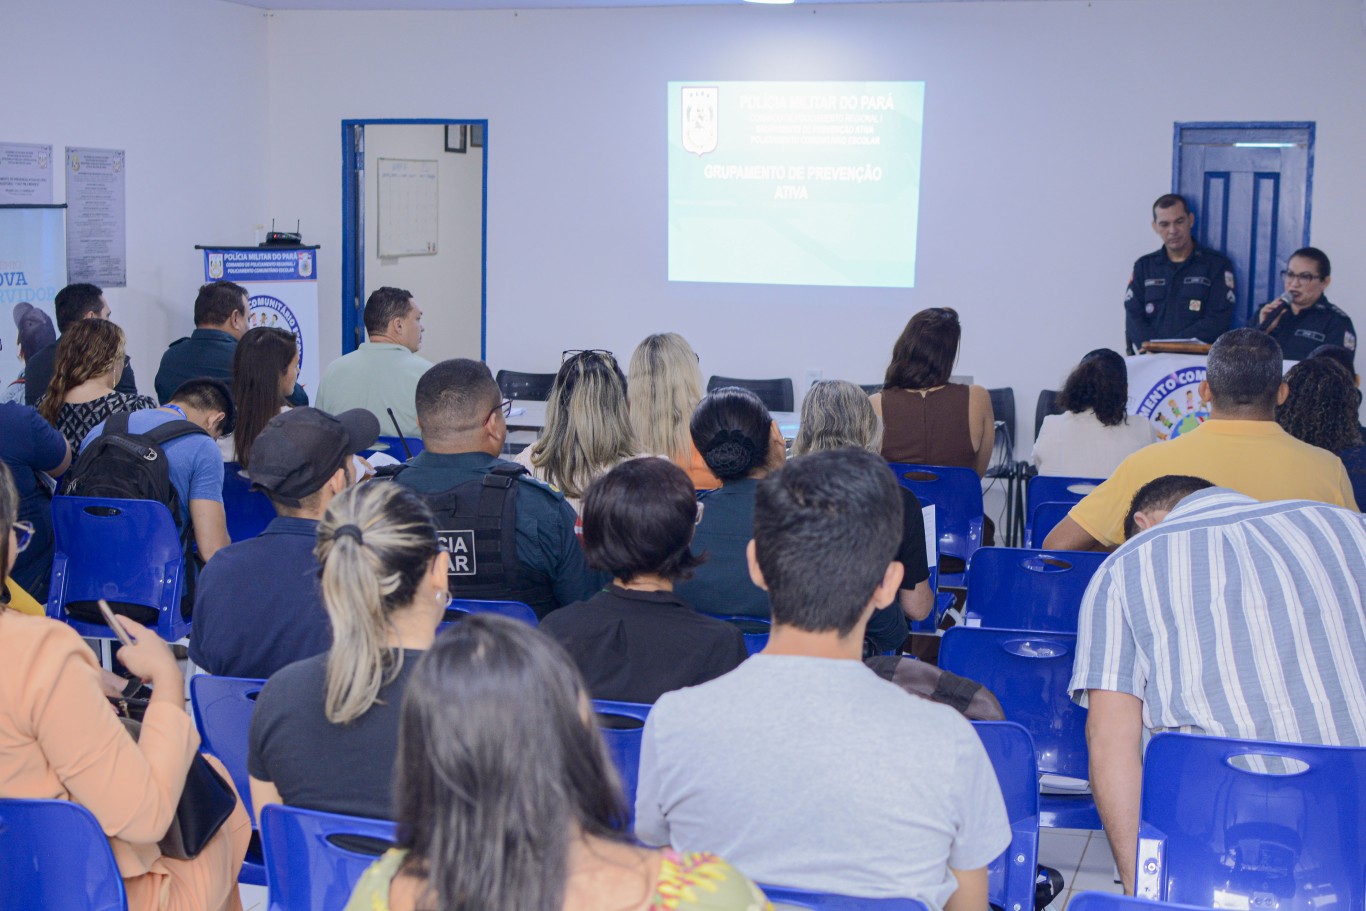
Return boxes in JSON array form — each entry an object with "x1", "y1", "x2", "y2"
[
  {"x1": 1125, "y1": 194, "x2": 1237, "y2": 354},
  {"x1": 1255, "y1": 247, "x2": 1355, "y2": 361}
]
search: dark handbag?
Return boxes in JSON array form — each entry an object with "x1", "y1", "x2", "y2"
[{"x1": 119, "y1": 719, "x2": 238, "y2": 860}]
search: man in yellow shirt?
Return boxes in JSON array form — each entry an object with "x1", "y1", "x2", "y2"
[{"x1": 1044, "y1": 329, "x2": 1358, "y2": 551}]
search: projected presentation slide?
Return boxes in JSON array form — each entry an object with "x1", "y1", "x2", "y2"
[{"x1": 668, "y1": 80, "x2": 925, "y2": 289}]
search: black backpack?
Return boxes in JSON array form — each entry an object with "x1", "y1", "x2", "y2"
[{"x1": 61, "y1": 411, "x2": 208, "y2": 626}]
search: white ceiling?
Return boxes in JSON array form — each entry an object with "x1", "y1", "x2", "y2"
[{"x1": 220, "y1": 0, "x2": 1053, "y2": 10}]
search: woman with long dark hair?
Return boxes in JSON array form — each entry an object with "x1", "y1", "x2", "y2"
[
  {"x1": 248, "y1": 481, "x2": 449, "y2": 821},
  {"x1": 345, "y1": 614, "x2": 769, "y2": 911},
  {"x1": 38, "y1": 318, "x2": 156, "y2": 454},
  {"x1": 674, "y1": 387, "x2": 787, "y2": 618},
  {"x1": 227, "y1": 327, "x2": 299, "y2": 468},
  {"x1": 871, "y1": 307, "x2": 995, "y2": 477},
  {"x1": 1278, "y1": 356, "x2": 1366, "y2": 508},
  {"x1": 1033, "y1": 348, "x2": 1154, "y2": 477}
]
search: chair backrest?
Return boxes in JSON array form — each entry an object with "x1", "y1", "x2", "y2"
[
  {"x1": 47, "y1": 496, "x2": 189, "y2": 641},
  {"x1": 971, "y1": 721, "x2": 1041, "y2": 911},
  {"x1": 0, "y1": 798, "x2": 128, "y2": 910},
  {"x1": 1026, "y1": 474, "x2": 1102, "y2": 510},
  {"x1": 759, "y1": 885, "x2": 931, "y2": 910},
  {"x1": 708, "y1": 614, "x2": 772, "y2": 655},
  {"x1": 886, "y1": 464, "x2": 984, "y2": 564},
  {"x1": 222, "y1": 462, "x2": 276, "y2": 542},
  {"x1": 963, "y1": 547, "x2": 1106, "y2": 632},
  {"x1": 1034, "y1": 389, "x2": 1063, "y2": 440},
  {"x1": 444, "y1": 598, "x2": 538, "y2": 626},
  {"x1": 1136, "y1": 732, "x2": 1366, "y2": 911},
  {"x1": 261, "y1": 803, "x2": 398, "y2": 911},
  {"x1": 988, "y1": 387, "x2": 1016, "y2": 451},
  {"x1": 593, "y1": 699, "x2": 652, "y2": 811},
  {"x1": 1069, "y1": 892, "x2": 1215, "y2": 911},
  {"x1": 707, "y1": 375, "x2": 795, "y2": 412},
  {"x1": 1026, "y1": 502, "x2": 1076, "y2": 550},
  {"x1": 190, "y1": 675, "x2": 266, "y2": 821},
  {"x1": 940, "y1": 627, "x2": 1089, "y2": 781},
  {"x1": 495, "y1": 369, "x2": 556, "y2": 401}
]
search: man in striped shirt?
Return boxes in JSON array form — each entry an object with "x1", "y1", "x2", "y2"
[{"x1": 1070, "y1": 475, "x2": 1366, "y2": 893}]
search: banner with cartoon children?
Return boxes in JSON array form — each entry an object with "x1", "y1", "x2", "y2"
[{"x1": 201, "y1": 246, "x2": 320, "y2": 399}]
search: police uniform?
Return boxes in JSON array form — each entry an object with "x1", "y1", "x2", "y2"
[
  {"x1": 393, "y1": 450, "x2": 601, "y2": 617},
  {"x1": 1264, "y1": 295, "x2": 1357, "y2": 361},
  {"x1": 1125, "y1": 245, "x2": 1237, "y2": 353}
]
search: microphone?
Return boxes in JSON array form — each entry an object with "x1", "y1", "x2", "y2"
[
  {"x1": 385, "y1": 407, "x2": 414, "y2": 460},
  {"x1": 1257, "y1": 290, "x2": 1294, "y2": 332}
]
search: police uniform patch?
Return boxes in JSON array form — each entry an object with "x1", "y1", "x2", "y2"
[
  {"x1": 1225, "y1": 271, "x2": 1235, "y2": 289},
  {"x1": 1189, "y1": 299, "x2": 1201, "y2": 312},
  {"x1": 1145, "y1": 303, "x2": 1155, "y2": 315},
  {"x1": 1125, "y1": 288, "x2": 1134, "y2": 302},
  {"x1": 1347, "y1": 331, "x2": 1357, "y2": 351}
]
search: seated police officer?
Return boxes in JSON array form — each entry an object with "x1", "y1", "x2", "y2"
[
  {"x1": 1255, "y1": 247, "x2": 1356, "y2": 361},
  {"x1": 1125, "y1": 193, "x2": 1237, "y2": 354},
  {"x1": 394, "y1": 358, "x2": 598, "y2": 618}
]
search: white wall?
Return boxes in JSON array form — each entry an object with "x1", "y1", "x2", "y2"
[
  {"x1": 6, "y1": 0, "x2": 271, "y2": 396},
  {"x1": 263, "y1": 0, "x2": 1366, "y2": 449},
  {"x1": 362, "y1": 124, "x2": 484, "y2": 363},
  {"x1": 11, "y1": 0, "x2": 1366, "y2": 442}
]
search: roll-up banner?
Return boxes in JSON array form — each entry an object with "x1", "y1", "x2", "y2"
[
  {"x1": 200, "y1": 246, "x2": 320, "y2": 399},
  {"x1": 0, "y1": 206, "x2": 66, "y2": 403}
]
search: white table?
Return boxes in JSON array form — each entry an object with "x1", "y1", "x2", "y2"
[{"x1": 508, "y1": 399, "x2": 800, "y2": 439}]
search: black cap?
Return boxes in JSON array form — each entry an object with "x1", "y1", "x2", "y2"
[{"x1": 248, "y1": 407, "x2": 381, "y2": 505}]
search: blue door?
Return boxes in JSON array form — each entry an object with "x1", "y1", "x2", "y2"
[{"x1": 1175, "y1": 123, "x2": 1313, "y2": 325}]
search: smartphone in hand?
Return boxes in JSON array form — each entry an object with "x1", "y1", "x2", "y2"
[{"x1": 97, "y1": 599, "x2": 135, "y2": 647}]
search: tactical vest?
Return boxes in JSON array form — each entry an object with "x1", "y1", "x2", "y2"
[{"x1": 415, "y1": 463, "x2": 558, "y2": 619}]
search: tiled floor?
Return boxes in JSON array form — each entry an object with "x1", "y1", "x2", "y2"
[
  {"x1": 1041, "y1": 827, "x2": 1125, "y2": 910},
  {"x1": 240, "y1": 830, "x2": 1124, "y2": 910}
]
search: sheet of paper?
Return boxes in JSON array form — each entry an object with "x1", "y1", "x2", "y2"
[
  {"x1": 0, "y1": 143, "x2": 54, "y2": 203},
  {"x1": 65, "y1": 147, "x2": 127, "y2": 286}
]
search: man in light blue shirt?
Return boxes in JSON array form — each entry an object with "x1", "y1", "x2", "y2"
[{"x1": 315, "y1": 286, "x2": 432, "y2": 437}]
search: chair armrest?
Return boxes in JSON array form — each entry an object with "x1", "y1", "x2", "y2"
[{"x1": 1134, "y1": 822, "x2": 1167, "y2": 901}]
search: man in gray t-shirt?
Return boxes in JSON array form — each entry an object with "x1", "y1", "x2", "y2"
[{"x1": 634, "y1": 449, "x2": 1010, "y2": 908}]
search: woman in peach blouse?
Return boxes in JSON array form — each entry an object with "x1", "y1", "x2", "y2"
[{"x1": 0, "y1": 462, "x2": 251, "y2": 910}]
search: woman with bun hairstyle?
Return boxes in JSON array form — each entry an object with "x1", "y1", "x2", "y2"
[
  {"x1": 674, "y1": 387, "x2": 786, "y2": 619},
  {"x1": 345, "y1": 614, "x2": 771, "y2": 911},
  {"x1": 1033, "y1": 348, "x2": 1155, "y2": 477},
  {"x1": 247, "y1": 481, "x2": 449, "y2": 822}
]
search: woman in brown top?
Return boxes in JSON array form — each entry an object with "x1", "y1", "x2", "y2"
[
  {"x1": 0, "y1": 460, "x2": 251, "y2": 910},
  {"x1": 870, "y1": 307, "x2": 995, "y2": 478}
]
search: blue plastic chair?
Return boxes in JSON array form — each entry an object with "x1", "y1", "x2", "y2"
[
  {"x1": 1068, "y1": 892, "x2": 1214, "y2": 911},
  {"x1": 970, "y1": 721, "x2": 1041, "y2": 911},
  {"x1": 708, "y1": 614, "x2": 771, "y2": 654},
  {"x1": 886, "y1": 463, "x2": 984, "y2": 587},
  {"x1": 594, "y1": 699, "x2": 652, "y2": 815},
  {"x1": 0, "y1": 798, "x2": 128, "y2": 910},
  {"x1": 940, "y1": 627, "x2": 1099, "y2": 829},
  {"x1": 190, "y1": 675, "x2": 267, "y2": 885},
  {"x1": 222, "y1": 462, "x2": 276, "y2": 542},
  {"x1": 445, "y1": 598, "x2": 538, "y2": 625},
  {"x1": 1025, "y1": 501, "x2": 1077, "y2": 549},
  {"x1": 759, "y1": 886, "x2": 930, "y2": 909},
  {"x1": 47, "y1": 496, "x2": 191, "y2": 642},
  {"x1": 1136, "y1": 732, "x2": 1366, "y2": 911},
  {"x1": 1025, "y1": 475, "x2": 1101, "y2": 513},
  {"x1": 963, "y1": 547, "x2": 1106, "y2": 632},
  {"x1": 260, "y1": 803, "x2": 397, "y2": 911}
]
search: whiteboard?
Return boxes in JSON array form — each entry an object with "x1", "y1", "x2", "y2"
[{"x1": 377, "y1": 158, "x2": 438, "y2": 257}]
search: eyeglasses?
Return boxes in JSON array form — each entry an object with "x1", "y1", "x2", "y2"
[
  {"x1": 12, "y1": 521, "x2": 34, "y2": 553},
  {"x1": 561, "y1": 348, "x2": 615, "y2": 363},
  {"x1": 487, "y1": 398, "x2": 513, "y2": 422},
  {"x1": 1282, "y1": 270, "x2": 1322, "y2": 283}
]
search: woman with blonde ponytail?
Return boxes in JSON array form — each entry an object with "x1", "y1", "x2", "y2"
[{"x1": 247, "y1": 481, "x2": 450, "y2": 822}]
